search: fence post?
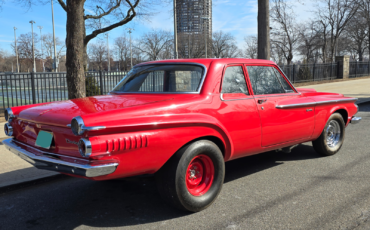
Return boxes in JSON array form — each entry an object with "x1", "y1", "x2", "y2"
[
  {"x1": 355, "y1": 61, "x2": 358, "y2": 78},
  {"x1": 330, "y1": 62, "x2": 333, "y2": 79},
  {"x1": 368, "y1": 61, "x2": 370, "y2": 75},
  {"x1": 30, "y1": 72, "x2": 36, "y2": 104},
  {"x1": 312, "y1": 63, "x2": 316, "y2": 81},
  {"x1": 99, "y1": 71, "x2": 104, "y2": 95},
  {"x1": 292, "y1": 64, "x2": 295, "y2": 83}
]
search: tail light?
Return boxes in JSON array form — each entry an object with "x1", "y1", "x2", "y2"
[
  {"x1": 78, "y1": 138, "x2": 92, "y2": 157},
  {"x1": 4, "y1": 123, "x2": 13, "y2": 136}
]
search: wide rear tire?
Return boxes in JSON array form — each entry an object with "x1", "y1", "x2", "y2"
[
  {"x1": 156, "y1": 140, "x2": 225, "y2": 212},
  {"x1": 312, "y1": 113, "x2": 345, "y2": 156}
]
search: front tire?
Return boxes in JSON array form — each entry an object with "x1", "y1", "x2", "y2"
[
  {"x1": 156, "y1": 140, "x2": 225, "y2": 212},
  {"x1": 312, "y1": 113, "x2": 345, "y2": 156}
]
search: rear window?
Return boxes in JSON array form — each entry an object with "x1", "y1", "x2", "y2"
[{"x1": 112, "y1": 64, "x2": 204, "y2": 93}]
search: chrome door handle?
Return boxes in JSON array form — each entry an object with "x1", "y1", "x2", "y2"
[{"x1": 258, "y1": 99, "x2": 267, "y2": 104}]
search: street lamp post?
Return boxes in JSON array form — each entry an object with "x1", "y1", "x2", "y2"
[
  {"x1": 105, "y1": 33, "x2": 110, "y2": 71},
  {"x1": 173, "y1": 0, "x2": 178, "y2": 59},
  {"x1": 201, "y1": 17, "x2": 210, "y2": 58},
  {"x1": 29, "y1": 20, "x2": 36, "y2": 72},
  {"x1": 126, "y1": 28, "x2": 134, "y2": 69},
  {"x1": 51, "y1": 0, "x2": 58, "y2": 72},
  {"x1": 38, "y1": 26, "x2": 44, "y2": 72},
  {"x1": 13, "y1": 27, "x2": 19, "y2": 73}
]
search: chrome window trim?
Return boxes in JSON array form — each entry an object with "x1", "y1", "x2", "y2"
[
  {"x1": 3, "y1": 138, "x2": 118, "y2": 178},
  {"x1": 109, "y1": 62, "x2": 207, "y2": 94},
  {"x1": 253, "y1": 93, "x2": 301, "y2": 98},
  {"x1": 276, "y1": 98, "x2": 358, "y2": 109},
  {"x1": 275, "y1": 65, "x2": 299, "y2": 93},
  {"x1": 220, "y1": 93, "x2": 254, "y2": 102}
]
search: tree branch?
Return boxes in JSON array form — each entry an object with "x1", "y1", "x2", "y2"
[
  {"x1": 84, "y1": 0, "x2": 139, "y2": 45},
  {"x1": 84, "y1": 0, "x2": 121, "y2": 20},
  {"x1": 57, "y1": 0, "x2": 67, "y2": 12}
]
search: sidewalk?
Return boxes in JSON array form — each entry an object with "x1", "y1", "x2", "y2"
[
  {"x1": 302, "y1": 78, "x2": 370, "y2": 104},
  {"x1": 0, "y1": 126, "x2": 58, "y2": 189},
  {"x1": 0, "y1": 78, "x2": 369, "y2": 189}
]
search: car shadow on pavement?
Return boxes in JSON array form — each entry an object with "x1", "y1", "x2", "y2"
[
  {"x1": 0, "y1": 144, "x2": 323, "y2": 230},
  {"x1": 224, "y1": 143, "x2": 320, "y2": 183}
]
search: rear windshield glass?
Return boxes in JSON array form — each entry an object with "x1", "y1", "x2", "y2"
[{"x1": 112, "y1": 64, "x2": 204, "y2": 93}]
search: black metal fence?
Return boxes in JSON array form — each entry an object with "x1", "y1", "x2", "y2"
[
  {"x1": 279, "y1": 63, "x2": 339, "y2": 83},
  {"x1": 349, "y1": 61, "x2": 370, "y2": 78},
  {"x1": 0, "y1": 71, "x2": 127, "y2": 110}
]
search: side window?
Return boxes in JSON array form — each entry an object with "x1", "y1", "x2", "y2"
[
  {"x1": 272, "y1": 68, "x2": 295, "y2": 93},
  {"x1": 221, "y1": 66, "x2": 249, "y2": 95},
  {"x1": 246, "y1": 66, "x2": 285, "y2": 95}
]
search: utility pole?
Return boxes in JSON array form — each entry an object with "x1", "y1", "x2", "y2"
[
  {"x1": 51, "y1": 0, "x2": 58, "y2": 72},
  {"x1": 29, "y1": 20, "x2": 36, "y2": 72},
  {"x1": 173, "y1": 0, "x2": 178, "y2": 59},
  {"x1": 38, "y1": 26, "x2": 44, "y2": 72},
  {"x1": 257, "y1": 0, "x2": 270, "y2": 60},
  {"x1": 126, "y1": 28, "x2": 134, "y2": 69},
  {"x1": 105, "y1": 33, "x2": 110, "y2": 71},
  {"x1": 201, "y1": 17, "x2": 210, "y2": 58},
  {"x1": 13, "y1": 27, "x2": 19, "y2": 73}
]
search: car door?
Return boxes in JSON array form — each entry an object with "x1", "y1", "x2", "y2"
[
  {"x1": 217, "y1": 64, "x2": 261, "y2": 158},
  {"x1": 245, "y1": 65, "x2": 315, "y2": 147}
]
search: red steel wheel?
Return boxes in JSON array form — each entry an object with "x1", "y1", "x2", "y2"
[
  {"x1": 186, "y1": 154, "x2": 215, "y2": 196},
  {"x1": 156, "y1": 140, "x2": 225, "y2": 212}
]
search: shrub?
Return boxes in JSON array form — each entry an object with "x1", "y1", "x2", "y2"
[{"x1": 85, "y1": 76, "x2": 101, "y2": 96}]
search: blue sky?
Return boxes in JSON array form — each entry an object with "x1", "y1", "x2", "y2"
[{"x1": 0, "y1": 0, "x2": 313, "y2": 55}]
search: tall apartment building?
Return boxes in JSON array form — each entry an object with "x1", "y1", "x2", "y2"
[{"x1": 176, "y1": 0, "x2": 212, "y2": 39}]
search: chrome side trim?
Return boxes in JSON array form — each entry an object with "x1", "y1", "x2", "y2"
[
  {"x1": 71, "y1": 116, "x2": 106, "y2": 136},
  {"x1": 2, "y1": 138, "x2": 118, "y2": 178},
  {"x1": 276, "y1": 98, "x2": 358, "y2": 109},
  {"x1": 110, "y1": 62, "x2": 208, "y2": 94},
  {"x1": 350, "y1": 116, "x2": 361, "y2": 124}
]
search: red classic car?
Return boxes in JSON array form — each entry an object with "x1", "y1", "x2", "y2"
[{"x1": 3, "y1": 58, "x2": 361, "y2": 212}]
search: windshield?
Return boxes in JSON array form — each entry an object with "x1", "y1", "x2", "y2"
[{"x1": 112, "y1": 64, "x2": 204, "y2": 93}]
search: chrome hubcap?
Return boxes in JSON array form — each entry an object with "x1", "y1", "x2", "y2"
[{"x1": 326, "y1": 120, "x2": 341, "y2": 148}]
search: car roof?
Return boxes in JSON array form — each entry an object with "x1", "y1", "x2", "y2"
[{"x1": 136, "y1": 58, "x2": 277, "y2": 68}]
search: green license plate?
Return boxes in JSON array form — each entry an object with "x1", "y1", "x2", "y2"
[{"x1": 35, "y1": 131, "x2": 53, "y2": 149}]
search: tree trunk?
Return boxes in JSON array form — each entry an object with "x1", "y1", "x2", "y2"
[
  {"x1": 257, "y1": 0, "x2": 270, "y2": 60},
  {"x1": 66, "y1": 0, "x2": 86, "y2": 99}
]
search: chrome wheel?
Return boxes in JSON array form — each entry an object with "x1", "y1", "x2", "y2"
[{"x1": 326, "y1": 120, "x2": 341, "y2": 148}]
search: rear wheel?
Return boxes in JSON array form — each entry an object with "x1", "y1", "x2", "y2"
[
  {"x1": 312, "y1": 113, "x2": 345, "y2": 156},
  {"x1": 156, "y1": 140, "x2": 225, "y2": 212}
]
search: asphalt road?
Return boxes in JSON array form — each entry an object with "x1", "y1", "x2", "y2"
[{"x1": 1, "y1": 103, "x2": 370, "y2": 230}]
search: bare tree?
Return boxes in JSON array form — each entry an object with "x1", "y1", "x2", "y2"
[
  {"x1": 16, "y1": 0, "x2": 164, "y2": 99},
  {"x1": 270, "y1": 0, "x2": 300, "y2": 65},
  {"x1": 315, "y1": 0, "x2": 360, "y2": 62},
  {"x1": 135, "y1": 30, "x2": 172, "y2": 61},
  {"x1": 244, "y1": 35, "x2": 258, "y2": 59},
  {"x1": 41, "y1": 33, "x2": 66, "y2": 71},
  {"x1": 211, "y1": 31, "x2": 238, "y2": 58},
  {"x1": 114, "y1": 35, "x2": 130, "y2": 71},
  {"x1": 88, "y1": 41, "x2": 107, "y2": 71},
  {"x1": 10, "y1": 32, "x2": 41, "y2": 72},
  {"x1": 342, "y1": 15, "x2": 368, "y2": 60},
  {"x1": 297, "y1": 22, "x2": 321, "y2": 63},
  {"x1": 358, "y1": 0, "x2": 370, "y2": 57}
]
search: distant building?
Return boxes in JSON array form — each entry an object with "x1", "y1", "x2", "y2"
[{"x1": 176, "y1": 0, "x2": 212, "y2": 43}]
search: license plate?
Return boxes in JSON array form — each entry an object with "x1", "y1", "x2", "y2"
[{"x1": 35, "y1": 131, "x2": 53, "y2": 149}]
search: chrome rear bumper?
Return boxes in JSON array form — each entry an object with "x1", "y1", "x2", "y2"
[
  {"x1": 2, "y1": 138, "x2": 118, "y2": 177},
  {"x1": 350, "y1": 116, "x2": 362, "y2": 124}
]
